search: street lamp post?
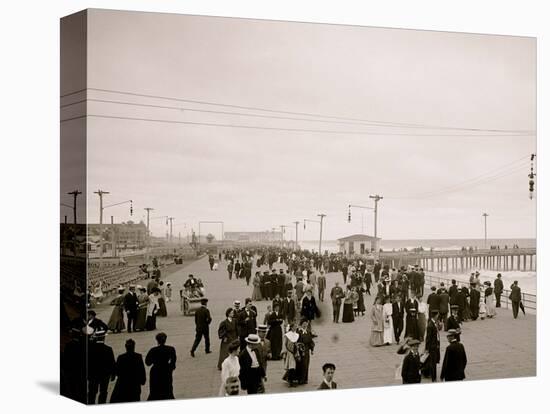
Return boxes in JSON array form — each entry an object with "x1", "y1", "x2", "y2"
[
  {"x1": 368, "y1": 195, "x2": 383, "y2": 239},
  {"x1": 317, "y1": 214, "x2": 326, "y2": 255},
  {"x1": 293, "y1": 221, "x2": 300, "y2": 250},
  {"x1": 93, "y1": 190, "x2": 110, "y2": 265},
  {"x1": 482, "y1": 213, "x2": 489, "y2": 249},
  {"x1": 144, "y1": 207, "x2": 154, "y2": 260}
]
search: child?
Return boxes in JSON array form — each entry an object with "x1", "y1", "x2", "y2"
[
  {"x1": 165, "y1": 282, "x2": 172, "y2": 302},
  {"x1": 479, "y1": 301, "x2": 487, "y2": 320}
]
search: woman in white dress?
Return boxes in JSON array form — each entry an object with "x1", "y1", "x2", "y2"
[
  {"x1": 484, "y1": 281, "x2": 497, "y2": 318},
  {"x1": 282, "y1": 323, "x2": 300, "y2": 387},
  {"x1": 382, "y1": 296, "x2": 394, "y2": 345},
  {"x1": 145, "y1": 288, "x2": 160, "y2": 331},
  {"x1": 417, "y1": 298, "x2": 427, "y2": 342},
  {"x1": 219, "y1": 340, "x2": 241, "y2": 396}
]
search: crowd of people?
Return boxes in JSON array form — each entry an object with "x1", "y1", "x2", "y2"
[{"x1": 61, "y1": 246, "x2": 527, "y2": 403}]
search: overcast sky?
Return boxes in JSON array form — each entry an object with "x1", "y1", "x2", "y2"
[{"x1": 62, "y1": 9, "x2": 536, "y2": 240}]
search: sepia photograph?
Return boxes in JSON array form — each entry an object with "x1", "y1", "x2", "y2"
[{"x1": 59, "y1": 8, "x2": 536, "y2": 404}]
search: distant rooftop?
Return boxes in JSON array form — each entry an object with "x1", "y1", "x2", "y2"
[{"x1": 337, "y1": 234, "x2": 381, "y2": 242}]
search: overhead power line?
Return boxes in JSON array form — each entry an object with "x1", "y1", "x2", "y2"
[
  {"x1": 60, "y1": 87, "x2": 534, "y2": 135},
  {"x1": 60, "y1": 113, "x2": 533, "y2": 138},
  {"x1": 387, "y1": 158, "x2": 530, "y2": 200},
  {"x1": 61, "y1": 96, "x2": 533, "y2": 136}
]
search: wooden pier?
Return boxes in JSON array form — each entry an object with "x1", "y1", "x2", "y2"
[{"x1": 379, "y1": 247, "x2": 536, "y2": 272}]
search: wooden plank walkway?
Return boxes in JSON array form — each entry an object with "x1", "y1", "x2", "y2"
[{"x1": 94, "y1": 256, "x2": 536, "y2": 401}]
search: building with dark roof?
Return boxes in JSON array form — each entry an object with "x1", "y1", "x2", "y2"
[{"x1": 337, "y1": 234, "x2": 381, "y2": 256}]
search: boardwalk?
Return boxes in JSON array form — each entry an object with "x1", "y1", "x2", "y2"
[{"x1": 95, "y1": 256, "x2": 536, "y2": 400}]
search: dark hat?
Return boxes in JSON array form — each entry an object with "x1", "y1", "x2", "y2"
[
  {"x1": 450, "y1": 305, "x2": 459, "y2": 310},
  {"x1": 430, "y1": 309, "x2": 439, "y2": 315},
  {"x1": 200, "y1": 298, "x2": 208, "y2": 305},
  {"x1": 446, "y1": 329, "x2": 460, "y2": 337},
  {"x1": 484, "y1": 281, "x2": 491, "y2": 286},
  {"x1": 431, "y1": 286, "x2": 436, "y2": 291}
]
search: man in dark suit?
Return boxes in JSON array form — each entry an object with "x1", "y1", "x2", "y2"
[
  {"x1": 88, "y1": 332, "x2": 115, "y2": 404},
  {"x1": 494, "y1": 274, "x2": 504, "y2": 307},
  {"x1": 425, "y1": 310, "x2": 440, "y2": 382},
  {"x1": 438, "y1": 288, "x2": 450, "y2": 330},
  {"x1": 391, "y1": 294, "x2": 405, "y2": 343},
  {"x1": 317, "y1": 271, "x2": 327, "y2": 302},
  {"x1": 469, "y1": 285, "x2": 481, "y2": 320},
  {"x1": 448, "y1": 279, "x2": 459, "y2": 306},
  {"x1": 440, "y1": 329, "x2": 467, "y2": 381},
  {"x1": 426, "y1": 286, "x2": 440, "y2": 314},
  {"x1": 238, "y1": 300, "x2": 258, "y2": 350},
  {"x1": 238, "y1": 334, "x2": 265, "y2": 394},
  {"x1": 510, "y1": 281, "x2": 522, "y2": 318},
  {"x1": 277, "y1": 270, "x2": 286, "y2": 298},
  {"x1": 330, "y1": 282, "x2": 344, "y2": 323},
  {"x1": 318, "y1": 363, "x2": 337, "y2": 390},
  {"x1": 373, "y1": 261, "x2": 381, "y2": 283},
  {"x1": 110, "y1": 339, "x2": 146, "y2": 403},
  {"x1": 123, "y1": 285, "x2": 139, "y2": 333},
  {"x1": 401, "y1": 339, "x2": 422, "y2": 384},
  {"x1": 281, "y1": 290, "x2": 296, "y2": 324},
  {"x1": 87, "y1": 310, "x2": 108, "y2": 333},
  {"x1": 190, "y1": 298, "x2": 212, "y2": 357}
]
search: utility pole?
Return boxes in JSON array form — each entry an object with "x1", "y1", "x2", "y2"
[
  {"x1": 111, "y1": 216, "x2": 116, "y2": 258},
  {"x1": 280, "y1": 225, "x2": 285, "y2": 249},
  {"x1": 294, "y1": 221, "x2": 300, "y2": 250},
  {"x1": 369, "y1": 195, "x2": 383, "y2": 239},
  {"x1": 94, "y1": 189, "x2": 110, "y2": 266},
  {"x1": 67, "y1": 190, "x2": 82, "y2": 224},
  {"x1": 482, "y1": 213, "x2": 489, "y2": 249},
  {"x1": 168, "y1": 217, "x2": 175, "y2": 245},
  {"x1": 317, "y1": 214, "x2": 326, "y2": 255},
  {"x1": 144, "y1": 207, "x2": 154, "y2": 260}
]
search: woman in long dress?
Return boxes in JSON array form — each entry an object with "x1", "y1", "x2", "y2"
[
  {"x1": 108, "y1": 287, "x2": 126, "y2": 333},
  {"x1": 282, "y1": 323, "x2": 300, "y2": 387},
  {"x1": 417, "y1": 298, "x2": 427, "y2": 342},
  {"x1": 218, "y1": 340, "x2": 241, "y2": 396},
  {"x1": 91, "y1": 281, "x2": 104, "y2": 305},
  {"x1": 135, "y1": 287, "x2": 149, "y2": 331},
  {"x1": 484, "y1": 282, "x2": 497, "y2": 318},
  {"x1": 217, "y1": 308, "x2": 238, "y2": 370},
  {"x1": 461, "y1": 286, "x2": 472, "y2": 321},
  {"x1": 370, "y1": 297, "x2": 385, "y2": 346},
  {"x1": 251, "y1": 272, "x2": 263, "y2": 301},
  {"x1": 145, "y1": 289, "x2": 160, "y2": 331},
  {"x1": 157, "y1": 281, "x2": 167, "y2": 317},
  {"x1": 405, "y1": 307, "x2": 419, "y2": 340},
  {"x1": 266, "y1": 303, "x2": 284, "y2": 360},
  {"x1": 296, "y1": 319, "x2": 315, "y2": 385},
  {"x1": 342, "y1": 286, "x2": 355, "y2": 323},
  {"x1": 300, "y1": 290, "x2": 319, "y2": 326},
  {"x1": 382, "y1": 296, "x2": 394, "y2": 345}
]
